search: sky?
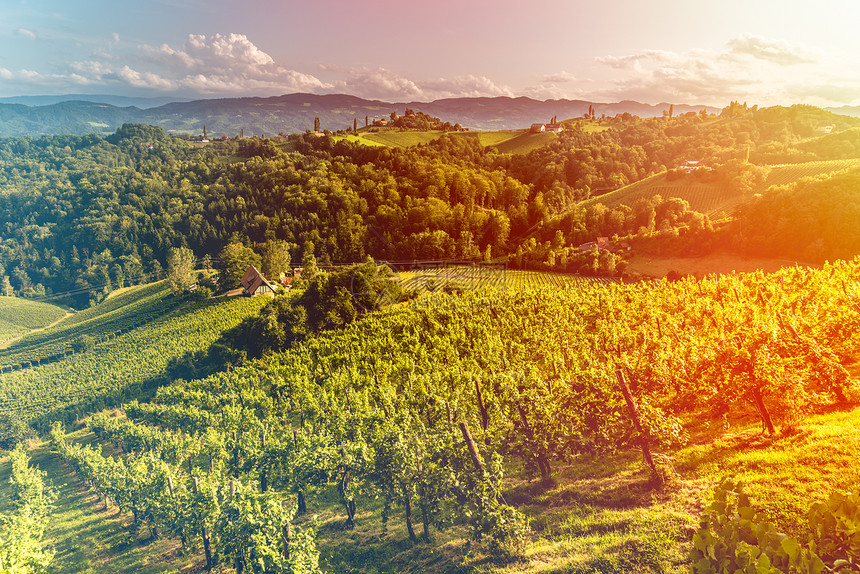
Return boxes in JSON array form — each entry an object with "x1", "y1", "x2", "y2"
[{"x1": 1, "y1": 0, "x2": 859, "y2": 107}]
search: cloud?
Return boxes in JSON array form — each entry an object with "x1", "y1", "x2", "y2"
[
  {"x1": 540, "y1": 71, "x2": 577, "y2": 83},
  {"x1": 15, "y1": 28, "x2": 37, "y2": 40},
  {"x1": 727, "y1": 34, "x2": 818, "y2": 65},
  {"x1": 62, "y1": 33, "x2": 330, "y2": 95},
  {"x1": 324, "y1": 67, "x2": 514, "y2": 101},
  {"x1": 590, "y1": 41, "x2": 825, "y2": 106},
  {"x1": 329, "y1": 67, "x2": 422, "y2": 100},
  {"x1": 419, "y1": 75, "x2": 514, "y2": 99},
  {"x1": 596, "y1": 50, "x2": 678, "y2": 71}
]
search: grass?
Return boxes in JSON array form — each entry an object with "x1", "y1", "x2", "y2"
[
  {"x1": 577, "y1": 158, "x2": 860, "y2": 220},
  {"x1": 4, "y1": 429, "x2": 219, "y2": 574},
  {"x1": 334, "y1": 128, "x2": 560, "y2": 155},
  {"x1": 360, "y1": 131, "x2": 447, "y2": 148},
  {"x1": 625, "y1": 249, "x2": 813, "y2": 279}
]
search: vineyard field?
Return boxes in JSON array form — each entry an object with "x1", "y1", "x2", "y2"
[
  {"x1": 0, "y1": 283, "x2": 179, "y2": 372},
  {"x1": 398, "y1": 265, "x2": 619, "y2": 293},
  {"x1": 0, "y1": 297, "x2": 67, "y2": 346},
  {"x1": 25, "y1": 260, "x2": 860, "y2": 574},
  {"x1": 0, "y1": 285, "x2": 267, "y2": 426}
]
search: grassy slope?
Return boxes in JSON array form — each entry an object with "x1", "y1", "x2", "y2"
[
  {"x1": 0, "y1": 283, "x2": 268, "y2": 425},
  {"x1": 0, "y1": 297, "x2": 67, "y2": 346},
  {"x1": 337, "y1": 128, "x2": 558, "y2": 155},
  {"x1": 580, "y1": 159, "x2": 860, "y2": 218}
]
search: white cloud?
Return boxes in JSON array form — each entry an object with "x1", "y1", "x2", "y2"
[
  {"x1": 540, "y1": 71, "x2": 577, "y2": 84},
  {"x1": 329, "y1": 67, "x2": 423, "y2": 100},
  {"x1": 727, "y1": 34, "x2": 818, "y2": 65},
  {"x1": 60, "y1": 33, "x2": 330, "y2": 95},
  {"x1": 15, "y1": 28, "x2": 37, "y2": 39},
  {"x1": 419, "y1": 75, "x2": 514, "y2": 99},
  {"x1": 590, "y1": 39, "x2": 831, "y2": 106},
  {"x1": 324, "y1": 67, "x2": 514, "y2": 101}
]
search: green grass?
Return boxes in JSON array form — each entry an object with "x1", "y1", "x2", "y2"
[
  {"x1": 0, "y1": 297, "x2": 67, "y2": 346},
  {"x1": 578, "y1": 158, "x2": 860, "y2": 219},
  {"x1": 676, "y1": 406, "x2": 860, "y2": 537},
  {"x1": 0, "y1": 431, "x2": 211, "y2": 574},
  {"x1": 360, "y1": 130, "x2": 447, "y2": 148},
  {"x1": 335, "y1": 128, "x2": 560, "y2": 155}
]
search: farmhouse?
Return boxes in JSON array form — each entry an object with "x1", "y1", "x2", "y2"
[
  {"x1": 240, "y1": 266, "x2": 277, "y2": 296},
  {"x1": 530, "y1": 123, "x2": 565, "y2": 134}
]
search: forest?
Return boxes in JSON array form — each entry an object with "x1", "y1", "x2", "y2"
[{"x1": 0, "y1": 104, "x2": 859, "y2": 307}]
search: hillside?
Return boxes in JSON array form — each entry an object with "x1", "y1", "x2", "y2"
[
  {"x1": 10, "y1": 263, "x2": 858, "y2": 574},
  {"x1": 580, "y1": 158, "x2": 860, "y2": 218},
  {"x1": 0, "y1": 93, "x2": 721, "y2": 136},
  {"x1": 341, "y1": 128, "x2": 562, "y2": 154},
  {"x1": 0, "y1": 281, "x2": 268, "y2": 433},
  {"x1": 0, "y1": 297, "x2": 67, "y2": 347}
]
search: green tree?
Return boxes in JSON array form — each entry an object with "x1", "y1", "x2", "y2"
[
  {"x1": 217, "y1": 243, "x2": 262, "y2": 293},
  {"x1": 314, "y1": 117, "x2": 320, "y2": 132},
  {"x1": 299, "y1": 242, "x2": 320, "y2": 283},
  {"x1": 166, "y1": 247, "x2": 196, "y2": 294},
  {"x1": 1, "y1": 276, "x2": 13, "y2": 297},
  {"x1": 260, "y1": 240, "x2": 291, "y2": 279}
]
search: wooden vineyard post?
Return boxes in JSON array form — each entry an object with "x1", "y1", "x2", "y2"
[
  {"x1": 615, "y1": 368, "x2": 663, "y2": 487},
  {"x1": 192, "y1": 477, "x2": 213, "y2": 570},
  {"x1": 458, "y1": 420, "x2": 485, "y2": 473},
  {"x1": 167, "y1": 474, "x2": 187, "y2": 547},
  {"x1": 260, "y1": 433, "x2": 268, "y2": 493}
]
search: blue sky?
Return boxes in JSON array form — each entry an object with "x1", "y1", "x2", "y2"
[{"x1": 1, "y1": 0, "x2": 859, "y2": 106}]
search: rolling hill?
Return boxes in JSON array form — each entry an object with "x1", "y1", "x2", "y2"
[
  {"x1": 580, "y1": 158, "x2": 860, "y2": 218},
  {"x1": 339, "y1": 127, "x2": 562, "y2": 154},
  {"x1": 0, "y1": 297, "x2": 67, "y2": 347},
  {"x1": 0, "y1": 282, "x2": 267, "y2": 430},
  {"x1": 0, "y1": 93, "x2": 721, "y2": 137}
]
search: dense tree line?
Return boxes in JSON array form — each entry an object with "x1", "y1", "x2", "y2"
[{"x1": 0, "y1": 105, "x2": 857, "y2": 306}]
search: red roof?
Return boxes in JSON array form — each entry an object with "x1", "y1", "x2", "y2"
[{"x1": 240, "y1": 266, "x2": 277, "y2": 295}]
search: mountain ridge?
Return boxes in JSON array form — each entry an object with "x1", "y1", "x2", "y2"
[{"x1": 0, "y1": 92, "x2": 721, "y2": 137}]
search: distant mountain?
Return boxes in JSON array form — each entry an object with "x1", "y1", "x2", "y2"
[
  {"x1": 0, "y1": 93, "x2": 721, "y2": 137},
  {"x1": 0, "y1": 94, "x2": 192, "y2": 109},
  {"x1": 826, "y1": 105, "x2": 860, "y2": 118}
]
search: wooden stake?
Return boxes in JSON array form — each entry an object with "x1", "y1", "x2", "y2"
[{"x1": 615, "y1": 368, "x2": 662, "y2": 487}]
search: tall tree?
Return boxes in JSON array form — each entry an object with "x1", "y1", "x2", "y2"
[
  {"x1": 314, "y1": 117, "x2": 321, "y2": 132},
  {"x1": 166, "y1": 247, "x2": 196, "y2": 294},
  {"x1": 261, "y1": 240, "x2": 291, "y2": 279}
]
